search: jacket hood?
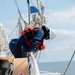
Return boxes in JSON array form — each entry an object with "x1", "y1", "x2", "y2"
[{"x1": 42, "y1": 25, "x2": 50, "y2": 39}]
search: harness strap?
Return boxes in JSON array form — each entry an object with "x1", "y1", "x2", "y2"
[{"x1": 22, "y1": 26, "x2": 40, "y2": 47}]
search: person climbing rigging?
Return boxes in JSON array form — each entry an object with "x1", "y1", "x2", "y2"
[{"x1": 9, "y1": 25, "x2": 56, "y2": 58}]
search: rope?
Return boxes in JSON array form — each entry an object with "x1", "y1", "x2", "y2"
[
  {"x1": 8, "y1": 25, "x2": 18, "y2": 38},
  {"x1": 8, "y1": 0, "x2": 21, "y2": 38},
  {"x1": 14, "y1": 0, "x2": 28, "y2": 27},
  {"x1": 14, "y1": 0, "x2": 23, "y2": 21},
  {"x1": 8, "y1": 17, "x2": 23, "y2": 38},
  {"x1": 15, "y1": 0, "x2": 24, "y2": 22},
  {"x1": 63, "y1": 50, "x2": 75, "y2": 75},
  {"x1": 27, "y1": 55, "x2": 32, "y2": 75}
]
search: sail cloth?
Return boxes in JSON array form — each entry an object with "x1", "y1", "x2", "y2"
[
  {"x1": 30, "y1": 6, "x2": 39, "y2": 14},
  {"x1": 0, "y1": 23, "x2": 9, "y2": 50},
  {"x1": 17, "y1": 22, "x2": 23, "y2": 37},
  {"x1": 29, "y1": 55, "x2": 40, "y2": 75}
]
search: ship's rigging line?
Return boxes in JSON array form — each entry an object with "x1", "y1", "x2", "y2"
[
  {"x1": 8, "y1": 0, "x2": 30, "y2": 37},
  {"x1": 8, "y1": 0, "x2": 23, "y2": 38},
  {"x1": 63, "y1": 50, "x2": 75, "y2": 75},
  {"x1": 14, "y1": 0, "x2": 29, "y2": 25}
]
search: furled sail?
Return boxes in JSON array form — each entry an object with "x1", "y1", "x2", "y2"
[
  {"x1": 0, "y1": 23, "x2": 9, "y2": 50},
  {"x1": 29, "y1": 55, "x2": 40, "y2": 75}
]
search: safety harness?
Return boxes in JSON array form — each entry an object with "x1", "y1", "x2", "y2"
[{"x1": 21, "y1": 26, "x2": 43, "y2": 49}]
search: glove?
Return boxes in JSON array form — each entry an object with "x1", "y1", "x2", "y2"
[{"x1": 39, "y1": 43, "x2": 46, "y2": 50}]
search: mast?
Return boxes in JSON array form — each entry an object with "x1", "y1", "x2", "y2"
[{"x1": 27, "y1": 0, "x2": 30, "y2": 24}]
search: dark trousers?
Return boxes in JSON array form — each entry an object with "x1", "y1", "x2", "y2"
[
  {"x1": 15, "y1": 44, "x2": 22, "y2": 58},
  {"x1": 9, "y1": 36, "x2": 28, "y2": 58}
]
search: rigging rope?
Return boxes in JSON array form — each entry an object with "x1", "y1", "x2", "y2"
[
  {"x1": 63, "y1": 50, "x2": 75, "y2": 75},
  {"x1": 8, "y1": 25, "x2": 18, "y2": 38},
  {"x1": 14, "y1": 0, "x2": 24, "y2": 23},
  {"x1": 14, "y1": 0, "x2": 30, "y2": 29},
  {"x1": 8, "y1": 0, "x2": 23, "y2": 38}
]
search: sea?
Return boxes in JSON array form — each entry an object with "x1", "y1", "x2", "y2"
[{"x1": 38, "y1": 61, "x2": 75, "y2": 75}]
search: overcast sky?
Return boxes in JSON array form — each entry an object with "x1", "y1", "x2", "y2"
[{"x1": 0, "y1": 0, "x2": 75, "y2": 62}]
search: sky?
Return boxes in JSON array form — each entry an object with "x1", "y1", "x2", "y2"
[{"x1": 0, "y1": 0, "x2": 75, "y2": 62}]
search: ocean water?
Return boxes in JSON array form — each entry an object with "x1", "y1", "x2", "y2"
[{"x1": 38, "y1": 61, "x2": 75, "y2": 75}]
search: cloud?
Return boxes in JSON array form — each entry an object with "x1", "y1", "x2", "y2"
[
  {"x1": 48, "y1": 7, "x2": 75, "y2": 24},
  {"x1": 56, "y1": 29, "x2": 75, "y2": 38},
  {"x1": 40, "y1": 29, "x2": 75, "y2": 62},
  {"x1": 54, "y1": 29, "x2": 75, "y2": 51},
  {"x1": 48, "y1": 29, "x2": 75, "y2": 51}
]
